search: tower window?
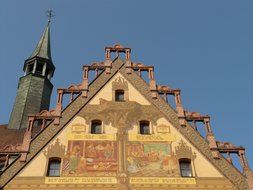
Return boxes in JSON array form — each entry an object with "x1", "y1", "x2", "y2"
[
  {"x1": 115, "y1": 90, "x2": 124, "y2": 101},
  {"x1": 28, "y1": 63, "x2": 34, "y2": 74},
  {"x1": 47, "y1": 158, "x2": 61, "y2": 177},
  {"x1": 179, "y1": 159, "x2": 192, "y2": 177},
  {"x1": 91, "y1": 120, "x2": 102, "y2": 134},
  {"x1": 36, "y1": 62, "x2": 44, "y2": 75},
  {"x1": 140, "y1": 120, "x2": 150, "y2": 135}
]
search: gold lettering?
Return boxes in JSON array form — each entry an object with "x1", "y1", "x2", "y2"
[
  {"x1": 128, "y1": 134, "x2": 176, "y2": 142},
  {"x1": 45, "y1": 177, "x2": 117, "y2": 184},
  {"x1": 129, "y1": 177, "x2": 196, "y2": 184},
  {"x1": 67, "y1": 133, "x2": 116, "y2": 141}
]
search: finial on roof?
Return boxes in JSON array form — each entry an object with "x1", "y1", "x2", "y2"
[{"x1": 46, "y1": 9, "x2": 55, "y2": 24}]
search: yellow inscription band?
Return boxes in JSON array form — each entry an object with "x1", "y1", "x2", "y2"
[
  {"x1": 67, "y1": 133, "x2": 116, "y2": 141},
  {"x1": 128, "y1": 134, "x2": 176, "y2": 142},
  {"x1": 129, "y1": 177, "x2": 196, "y2": 184},
  {"x1": 45, "y1": 177, "x2": 117, "y2": 184},
  {"x1": 45, "y1": 177, "x2": 195, "y2": 185}
]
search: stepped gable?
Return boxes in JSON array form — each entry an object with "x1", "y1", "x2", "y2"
[{"x1": 0, "y1": 44, "x2": 252, "y2": 190}]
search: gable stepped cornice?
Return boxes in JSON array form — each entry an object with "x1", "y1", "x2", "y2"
[
  {"x1": 1, "y1": 45, "x2": 252, "y2": 190},
  {"x1": 0, "y1": 58, "x2": 124, "y2": 188},
  {"x1": 119, "y1": 65, "x2": 249, "y2": 190}
]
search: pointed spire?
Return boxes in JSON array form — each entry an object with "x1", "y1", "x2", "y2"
[
  {"x1": 29, "y1": 21, "x2": 52, "y2": 61},
  {"x1": 29, "y1": 10, "x2": 55, "y2": 61}
]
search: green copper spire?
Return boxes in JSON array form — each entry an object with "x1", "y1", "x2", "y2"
[
  {"x1": 8, "y1": 12, "x2": 56, "y2": 130},
  {"x1": 29, "y1": 22, "x2": 52, "y2": 61}
]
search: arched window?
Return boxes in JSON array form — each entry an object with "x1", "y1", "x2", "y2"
[
  {"x1": 179, "y1": 159, "x2": 192, "y2": 177},
  {"x1": 139, "y1": 120, "x2": 150, "y2": 135},
  {"x1": 115, "y1": 90, "x2": 125, "y2": 101},
  {"x1": 47, "y1": 158, "x2": 61, "y2": 177},
  {"x1": 91, "y1": 120, "x2": 102, "y2": 134}
]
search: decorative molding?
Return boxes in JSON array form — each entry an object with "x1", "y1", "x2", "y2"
[
  {"x1": 175, "y1": 140, "x2": 196, "y2": 160},
  {"x1": 5, "y1": 176, "x2": 234, "y2": 189},
  {"x1": 43, "y1": 138, "x2": 66, "y2": 159},
  {"x1": 112, "y1": 76, "x2": 128, "y2": 91},
  {"x1": 79, "y1": 99, "x2": 163, "y2": 128},
  {"x1": 112, "y1": 76, "x2": 129, "y2": 101}
]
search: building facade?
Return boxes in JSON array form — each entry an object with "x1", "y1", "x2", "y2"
[{"x1": 0, "y1": 20, "x2": 252, "y2": 190}]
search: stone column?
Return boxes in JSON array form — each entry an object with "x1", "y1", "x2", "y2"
[
  {"x1": 20, "y1": 117, "x2": 34, "y2": 162},
  {"x1": 56, "y1": 89, "x2": 63, "y2": 112},
  {"x1": 42, "y1": 63, "x2": 47, "y2": 76},
  {"x1": 117, "y1": 127, "x2": 129, "y2": 190},
  {"x1": 82, "y1": 67, "x2": 89, "y2": 98},
  {"x1": 239, "y1": 150, "x2": 249, "y2": 170},
  {"x1": 204, "y1": 118, "x2": 219, "y2": 159},
  {"x1": 174, "y1": 91, "x2": 186, "y2": 126},
  {"x1": 105, "y1": 49, "x2": 112, "y2": 74},
  {"x1": 125, "y1": 49, "x2": 132, "y2": 74},
  {"x1": 41, "y1": 119, "x2": 46, "y2": 130},
  {"x1": 149, "y1": 68, "x2": 157, "y2": 99},
  {"x1": 226, "y1": 152, "x2": 233, "y2": 164},
  {"x1": 32, "y1": 60, "x2": 37, "y2": 74},
  {"x1": 239, "y1": 150, "x2": 253, "y2": 189}
]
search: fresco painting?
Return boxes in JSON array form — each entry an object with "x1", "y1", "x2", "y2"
[
  {"x1": 127, "y1": 143, "x2": 179, "y2": 176},
  {"x1": 62, "y1": 140, "x2": 117, "y2": 176}
]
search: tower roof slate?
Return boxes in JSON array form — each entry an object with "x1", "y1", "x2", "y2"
[{"x1": 29, "y1": 22, "x2": 52, "y2": 61}]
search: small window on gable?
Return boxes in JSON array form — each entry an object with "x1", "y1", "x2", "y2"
[
  {"x1": 140, "y1": 120, "x2": 150, "y2": 135},
  {"x1": 179, "y1": 159, "x2": 192, "y2": 177},
  {"x1": 91, "y1": 120, "x2": 102, "y2": 134},
  {"x1": 47, "y1": 158, "x2": 61, "y2": 177},
  {"x1": 115, "y1": 90, "x2": 124, "y2": 102}
]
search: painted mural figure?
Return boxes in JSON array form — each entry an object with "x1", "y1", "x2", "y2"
[
  {"x1": 127, "y1": 157, "x2": 140, "y2": 173},
  {"x1": 62, "y1": 140, "x2": 117, "y2": 176},
  {"x1": 77, "y1": 157, "x2": 86, "y2": 174},
  {"x1": 69, "y1": 145, "x2": 81, "y2": 174},
  {"x1": 87, "y1": 143, "x2": 96, "y2": 157},
  {"x1": 127, "y1": 143, "x2": 179, "y2": 176},
  {"x1": 104, "y1": 143, "x2": 114, "y2": 159}
]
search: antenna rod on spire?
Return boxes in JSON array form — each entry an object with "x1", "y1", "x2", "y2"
[{"x1": 46, "y1": 9, "x2": 55, "y2": 23}]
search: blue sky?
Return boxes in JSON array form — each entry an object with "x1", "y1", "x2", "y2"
[{"x1": 0, "y1": 1, "x2": 252, "y2": 168}]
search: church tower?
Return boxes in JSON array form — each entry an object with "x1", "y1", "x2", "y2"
[{"x1": 8, "y1": 19, "x2": 55, "y2": 130}]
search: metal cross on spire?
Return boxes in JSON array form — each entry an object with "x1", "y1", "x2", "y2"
[{"x1": 46, "y1": 9, "x2": 55, "y2": 23}]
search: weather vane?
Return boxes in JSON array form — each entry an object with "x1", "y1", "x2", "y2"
[{"x1": 46, "y1": 9, "x2": 55, "y2": 23}]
